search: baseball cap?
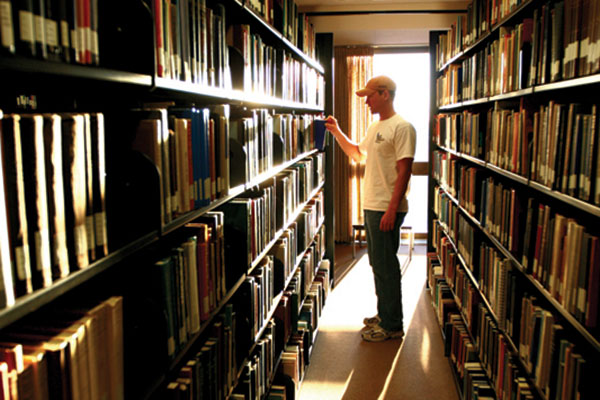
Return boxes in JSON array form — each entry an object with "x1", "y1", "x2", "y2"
[{"x1": 356, "y1": 75, "x2": 397, "y2": 97}]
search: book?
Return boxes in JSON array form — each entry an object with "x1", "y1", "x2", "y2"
[
  {"x1": 42, "y1": 0, "x2": 61, "y2": 61},
  {"x1": 12, "y1": 0, "x2": 36, "y2": 57},
  {"x1": 1, "y1": 114, "x2": 33, "y2": 296},
  {"x1": 0, "y1": 1, "x2": 15, "y2": 54},
  {"x1": 209, "y1": 105, "x2": 230, "y2": 198},
  {"x1": 549, "y1": 0, "x2": 564, "y2": 82},
  {"x1": 312, "y1": 119, "x2": 327, "y2": 151},
  {"x1": 171, "y1": 115, "x2": 191, "y2": 213},
  {"x1": 21, "y1": 346, "x2": 50, "y2": 400},
  {"x1": 89, "y1": 113, "x2": 107, "y2": 258},
  {"x1": 0, "y1": 113, "x2": 16, "y2": 308},
  {"x1": 188, "y1": 222, "x2": 212, "y2": 321},
  {"x1": 169, "y1": 107, "x2": 210, "y2": 208},
  {"x1": 19, "y1": 114, "x2": 52, "y2": 289},
  {"x1": 195, "y1": 210, "x2": 225, "y2": 301},
  {"x1": 61, "y1": 114, "x2": 89, "y2": 271},
  {"x1": 130, "y1": 109, "x2": 169, "y2": 224},
  {"x1": 586, "y1": 236, "x2": 600, "y2": 327},
  {"x1": 43, "y1": 114, "x2": 69, "y2": 281},
  {"x1": 220, "y1": 198, "x2": 252, "y2": 286},
  {"x1": 152, "y1": 256, "x2": 177, "y2": 360},
  {"x1": 82, "y1": 114, "x2": 96, "y2": 263}
]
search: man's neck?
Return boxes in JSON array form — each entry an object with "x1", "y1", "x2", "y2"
[{"x1": 378, "y1": 107, "x2": 396, "y2": 121}]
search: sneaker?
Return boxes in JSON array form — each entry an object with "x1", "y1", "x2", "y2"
[
  {"x1": 363, "y1": 315, "x2": 381, "y2": 328},
  {"x1": 361, "y1": 324, "x2": 404, "y2": 342}
]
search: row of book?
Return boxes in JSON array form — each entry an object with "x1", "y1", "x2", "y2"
[
  {"x1": 242, "y1": 0, "x2": 317, "y2": 61},
  {"x1": 478, "y1": 176, "x2": 523, "y2": 255},
  {"x1": 529, "y1": 102, "x2": 599, "y2": 203},
  {"x1": 429, "y1": 254, "x2": 537, "y2": 400},
  {"x1": 460, "y1": 20, "x2": 533, "y2": 102},
  {"x1": 435, "y1": 99, "x2": 600, "y2": 207},
  {"x1": 230, "y1": 108, "x2": 273, "y2": 187},
  {"x1": 150, "y1": 0, "x2": 324, "y2": 106},
  {"x1": 163, "y1": 246, "x2": 330, "y2": 399},
  {"x1": 222, "y1": 187, "x2": 325, "y2": 346},
  {"x1": 228, "y1": 24, "x2": 275, "y2": 96},
  {"x1": 272, "y1": 225, "x2": 325, "y2": 324},
  {"x1": 439, "y1": 1, "x2": 600, "y2": 106},
  {"x1": 127, "y1": 105, "x2": 230, "y2": 225},
  {"x1": 219, "y1": 165, "x2": 323, "y2": 285},
  {"x1": 434, "y1": 202, "x2": 600, "y2": 399},
  {"x1": 0, "y1": 106, "x2": 326, "y2": 311},
  {"x1": 128, "y1": 105, "x2": 324, "y2": 227},
  {"x1": 0, "y1": 295, "x2": 124, "y2": 400},
  {"x1": 435, "y1": 111, "x2": 485, "y2": 160},
  {"x1": 431, "y1": 152, "x2": 462, "y2": 204},
  {"x1": 521, "y1": 200, "x2": 600, "y2": 328},
  {"x1": 165, "y1": 304, "x2": 237, "y2": 399},
  {"x1": 279, "y1": 52, "x2": 324, "y2": 107},
  {"x1": 436, "y1": 0, "x2": 600, "y2": 83},
  {"x1": 433, "y1": 174, "x2": 600, "y2": 331},
  {"x1": 151, "y1": 212, "x2": 226, "y2": 361},
  {"x1": 232, "y1": 320, "x2": 279, "y2": 400},
  {"x1": 153, "y1": 0, "x2": 230, "y2": 87},
  {"x1": 221, "y1": 187, "x2": 276, "y2": 275},
  {"x1": 518, "y1": 294, "x2": 591, "y2": 399},
  {"x1": 172, "y1": 168, "x2": 323, "y2": 348},
  {"x1": 430, "y1": 250, "x2": 576, "y2": 399},
  {"x1": 527, "y1": 0, "x2": 600, "y2": 84},
  {"x1": 484, "y1": 105, "x2": 530, "y2": 179},
  {"x1": 436, "y1": 0, "x2": 527, "y2": 69},
  {"x1": 241, "y1": 256, "x2": 278, "y2": 342},
  {"x1": 446, "y1": 314, "x2": 499, "y2": 399},
  {"x1": 227, "y1": 23, "x2": 323, "y2": 106},
  {"x1": 0, "y1": 0, "x2": 322, "y2": 102},
  {"x1": 230, "y1": 111, "x2": 324, "y2": 188},
  {"x1": 0, "y1": 0, "x2": 100, "y2": 65},
  {"x1": 0, "y1": 112, "x2": 108, "y2": 308},
  {"x1": 272, "y1": 265, "x2": 328, "y2": 398}
]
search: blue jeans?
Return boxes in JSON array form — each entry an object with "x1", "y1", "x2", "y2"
[{"x1": 364, "y1": 210, "x2": 407, "y2": 332}]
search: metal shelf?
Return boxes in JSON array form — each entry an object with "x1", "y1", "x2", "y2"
[
  {"x1": 0, "y1": 231, "x2": 158, "y2": 329},
  {"x1": 0, "y1": 56, "x2": 153, "y2": 86}
]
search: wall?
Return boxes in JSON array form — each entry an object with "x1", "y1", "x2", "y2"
[{"x1": 299, "y1": 1, "x2": 469, "y2": 46}]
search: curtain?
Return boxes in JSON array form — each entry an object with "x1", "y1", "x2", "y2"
[{"x1": 333, "y1": 46, "x2": 374, "y2": 242}]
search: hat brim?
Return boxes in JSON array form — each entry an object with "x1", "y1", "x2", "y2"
[{"x1": 356, "y1": 88, "x2": 375, "y2": 97}]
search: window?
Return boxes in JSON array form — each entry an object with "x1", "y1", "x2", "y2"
[{"x1": 374, "y1": 50, "x2": 430, "y2": 235}]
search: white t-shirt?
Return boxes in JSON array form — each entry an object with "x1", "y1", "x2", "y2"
[{"x1": 358, "y1": 114, "x2": 416, "y2": 212}]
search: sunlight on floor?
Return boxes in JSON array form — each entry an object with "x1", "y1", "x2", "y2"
[
  {"x1": 298, "y1": 252, "x2": 428, "y2": 399},
  {"x1": 420, "y1": 329, "x2": 432, "y2": 375},
  {"x1": 377, "y1": 339, "x2": 406, "y2": 400},
  {"x1": 300, "y1": 369, "x2": 356, "y2": 399}
]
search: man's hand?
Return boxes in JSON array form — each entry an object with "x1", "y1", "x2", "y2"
[
  {"x1": 324, "y1": 116, "x2": 341, "y2": 136},
  {"x1": 380, "y1": 209, "x2": 397, "y2": 232}
]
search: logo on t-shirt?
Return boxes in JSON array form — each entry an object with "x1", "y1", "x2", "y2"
[{"x1": 375, "y1": 132, "x2": 384, "y2": 143}]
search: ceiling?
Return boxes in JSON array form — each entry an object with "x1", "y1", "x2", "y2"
[
  {"x1": 296, "y1": 0, "x2": 465, "y2": 6},
  {"x1": 297, "y1": 0, "x2": 469, "y2": 47}
]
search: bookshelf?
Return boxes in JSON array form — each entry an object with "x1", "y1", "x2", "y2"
[
  {"x1": 429, "y1": 0, "x2": 600, "y2": 399},
  {"x1": 0, "y1": 0, "x2": 333, "y2": 399}
]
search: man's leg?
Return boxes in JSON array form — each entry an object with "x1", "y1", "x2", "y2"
[{"x1": 364, "y1": 210, "x2": 406, "y2": 332}]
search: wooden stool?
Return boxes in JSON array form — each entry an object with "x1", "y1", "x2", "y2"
[
  {"x1": 400, "y1": 225, "x2": 414, "y2": 261},
  {"x1": 352, "y1": 224, "x2": 366, "y2": 258}
]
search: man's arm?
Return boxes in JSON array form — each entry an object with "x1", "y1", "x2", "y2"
[
  {"x1": 380, "y1": 157, "x2": 413, "y2": 232},
  {"x1": 324, "y1": 116, "x2": 365, "y2": 163}
]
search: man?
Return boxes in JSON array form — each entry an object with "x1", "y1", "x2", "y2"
[{"x1": 325, "y1": 75, "x2": 416, "y2": 342}]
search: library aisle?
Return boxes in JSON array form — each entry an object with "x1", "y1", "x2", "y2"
[{"x1": 298, "y1": 245, "x2": 459, "y2": 400}]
